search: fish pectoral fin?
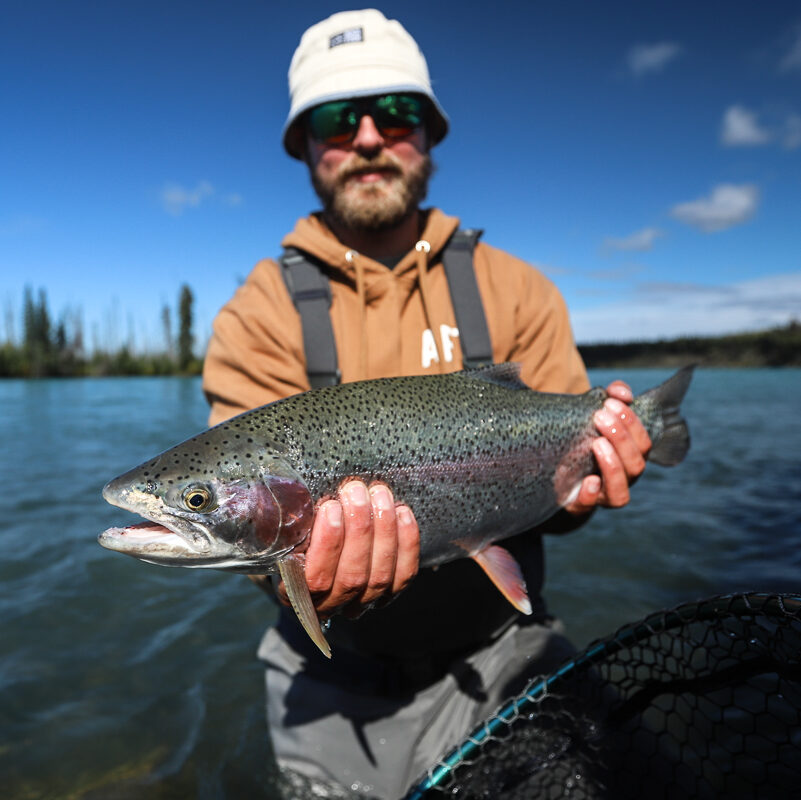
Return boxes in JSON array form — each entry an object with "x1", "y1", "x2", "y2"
[
  {"x1": 277, "y1": 555, "x2": 331, "y2": 659},
  {"x1": 471, "y1": 545, "x2": 532, "y2": 615}
]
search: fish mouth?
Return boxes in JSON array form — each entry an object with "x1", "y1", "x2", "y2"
[
  {"x1": 100, "y1": 481, "x2": 215, "y2": 560},
  {"x1": 98, "y1": 482, "x2": 293, "y2": 572},
  {"x1": 97, "y1": 522, "x2": 289, "y2": 572},
  {"x1": 98, "y1": 521, "x2": 202, "y2": 562}
]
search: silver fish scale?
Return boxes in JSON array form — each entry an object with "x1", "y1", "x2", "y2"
[{"x1": 215, "y1": 371, "x2": 610, "y2": 565}]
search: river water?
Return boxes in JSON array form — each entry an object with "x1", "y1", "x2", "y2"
[{"x1": 1, "y1": 369, "x2": 799, "y2": 798}]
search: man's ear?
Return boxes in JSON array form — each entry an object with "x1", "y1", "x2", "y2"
[
  {"x1": 419, "y1": 119, "x2": 433, "y2": 154},
  {"x1": 286, "y1": 123, "x2": 307, "y2": 162}
]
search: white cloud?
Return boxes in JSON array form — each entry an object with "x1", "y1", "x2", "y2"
[
  {"x1": 670, "y1": 184, "x2": 759, "y2": 233},
  {"x1": 783, "y1": 113, "x2": 801, "y2": 150},
  {"x1": 603, "y1": 227, "x2": 663, "y2": 253},
  {"x1": 161, "y1": 180, "x2": 214, "y2": 216},
  {"x1": 627, "y1": 42, "x2": 682, "y2": 76},
  {"x1": 571, "y1": 272, "x2": 801, "y2": 343},
  {"x1": 779, "y1": 26, "x2": 801, "y2": 72},
  {"x1": 720, "y1": 105, "x2": 772, "y2": 146},
  {"x1": 222, "y1": 192, "x2": 244, "y2": 207}
]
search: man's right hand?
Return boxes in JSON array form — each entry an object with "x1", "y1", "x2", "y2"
[{"x1": 273, "y1": 480, "x2": 420, "y2": 620}]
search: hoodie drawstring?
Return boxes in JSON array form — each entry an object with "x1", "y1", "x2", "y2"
[
  {"x1": 345, "y1": 249, "x2": 369, "y2": 378},
  {"x1": 414, "y1": 239, "x2": 444, "y2": 372},
  {"x1": 346, "y1": 239, "x2": 444, "y2": 379}
]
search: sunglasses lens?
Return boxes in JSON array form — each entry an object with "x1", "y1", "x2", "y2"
[
  {"x1": 306, "y1": 94, "x2": 426, "y2": 145},
  {"x1": 374, "y1": 94, "x2": 425, "y2": 137},
  {"x1": 307, "y1": 101, "x2": 359, "y2": 144}
]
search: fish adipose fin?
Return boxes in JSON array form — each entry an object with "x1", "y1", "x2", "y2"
[
  {"x1": 278, "y1": 555, "x2": 331, "y2": 659},
  {"x1": 634, "y1": 365, "x2": 695, "y2": 467},
  {"x1": 472, "y1": 545, "x2": 532, "y2": 615}
]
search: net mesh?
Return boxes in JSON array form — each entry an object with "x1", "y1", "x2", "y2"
[{"x1": 405, "y1": 593, "x2": 801, "y2": 799}]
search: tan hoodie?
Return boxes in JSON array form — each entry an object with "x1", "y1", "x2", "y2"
[
  {"x1": 203, "y1": 208, "x2": 589, "y2": 425},
  {"x1": 202, "y1": 207, "x2": 591, "y2": 657}
]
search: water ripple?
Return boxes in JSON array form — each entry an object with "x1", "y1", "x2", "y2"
[{"x1": 1, "y1": 370, "x2": 799, "y2": 799}]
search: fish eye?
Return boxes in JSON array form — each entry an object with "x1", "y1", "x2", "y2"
[{"x1": 182, "y1": 486, "x2": 214, "y2": 512}]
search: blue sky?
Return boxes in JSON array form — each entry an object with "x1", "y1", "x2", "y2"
[{"x1": 2, "y1": 0, "x2": 800, "y2": 349}]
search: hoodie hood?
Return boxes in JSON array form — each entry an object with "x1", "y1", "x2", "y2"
[
  {"x1": 280, "y1": 209, "x2": 461, "y2": 376},
  {"x1": 281, "y1": 209, "x2": 460, "y2": 292}
]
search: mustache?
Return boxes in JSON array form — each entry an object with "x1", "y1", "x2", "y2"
[{"x1": 335, "y1": 154, "x2": 403, "y2": 183}]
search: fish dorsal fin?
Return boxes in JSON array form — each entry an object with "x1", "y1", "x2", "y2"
[
  {"x1": 460, "y1": 362, "x2": 528, "y2": 391},
  {"x1": 472, "y1": 545, "x2": 532, "y2": 615}
]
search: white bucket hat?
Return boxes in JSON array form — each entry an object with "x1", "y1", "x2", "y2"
[{"x1": 283, "y1": 9, "x2": 449, "y2": 159}]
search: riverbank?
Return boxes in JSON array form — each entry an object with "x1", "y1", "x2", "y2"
[
  {"x1": 3, "y1": 323, "x2": 798, "y2": 377},
  {"x1": 578, "y1": 323, "x2": 800, "y2": 368}
]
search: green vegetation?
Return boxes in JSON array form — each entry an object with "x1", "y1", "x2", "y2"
[
  {"x1": 177, "y1": 284, "x2": 195, "y2": 372},
  {"x1": 0, "y1": 284, "x2": 203, "y2": 378},
  {"x1": 3, "y1": 284, "x2": 798, "y2": 378},
  {"x1": 578, "y1": 322, "x2": 801, "y2": 368}
]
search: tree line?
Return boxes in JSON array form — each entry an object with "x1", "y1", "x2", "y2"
[
  {"x1": 2, "y1": 285, "x2": 798, "y2": 378},
  {"x1": 0, "y1": 285, "x2": 201, "y2": 378},
  {"x1": 578, "y1": 322, "x2": 801, "y2": 368}
]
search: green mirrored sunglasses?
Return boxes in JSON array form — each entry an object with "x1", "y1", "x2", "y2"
[{"x1": 306, "y1": 94, "x2": 427, "y2": 146}]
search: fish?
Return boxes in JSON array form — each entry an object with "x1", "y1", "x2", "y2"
[{"x1": 99, "y1": 364, "x2": 694, "y2": 658}]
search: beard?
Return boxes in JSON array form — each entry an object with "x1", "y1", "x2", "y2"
[{"x1": 310, "y1": 151, "x2": 434, "y2": 232}]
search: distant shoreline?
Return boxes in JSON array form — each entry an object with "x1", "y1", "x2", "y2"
[
  {"x1": 578, "y1": 323, "x2": 800, "y2": 369},
  {"x1": 2, "y1": 323, "x2": 798, "y2": 378}
]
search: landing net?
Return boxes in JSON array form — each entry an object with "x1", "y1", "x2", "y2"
[{"x1": 405, "y1": 593, "x2": 801, "y2": 799}]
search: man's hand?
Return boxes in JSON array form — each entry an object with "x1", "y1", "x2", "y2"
[
  {"x1": 274, "y1": 481, "x2": 420, "y2": 620},
  {"x1": 273, "y1": 380, "x2": 648, "y2": 616},
  {"x1": 564, "y1": 380, "x2": 652, "y2": 515}
]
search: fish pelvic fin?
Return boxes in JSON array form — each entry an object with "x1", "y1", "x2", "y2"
[
  {"x1": 472, "y1": 545, "x2": 532, "y2": 615},
  {"x1": 635, "y1": 365, "x2": 695, "y2": 467},
  {"x1": 277, "y1": 554, "x2": 331, "y2": 659}
]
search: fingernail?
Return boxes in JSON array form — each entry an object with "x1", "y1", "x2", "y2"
[
  {"x1": 324, "y1": 501, "x2": 342, "y2": 526},
  {"x1": 611, "y1": 384, "x2": 633, "y2": 402},
  {"x1": 397, "y1": 506, "x2": 413, "y2": 525},
  {"x1": 343, "y1": 481, "x2": 369, "y2": 507},
  {"x1": 586, "y1": 475, "x2": 601, "y2": 494},
  {"x1": 369, "y1": 484, "x2": 392, "y2": 511},
  {"x1": 595, "y1": 409, "x2": 615, "y2": 427},
  {"x1": 605, "y1": 398, "x2": 627, "y2": 417}
]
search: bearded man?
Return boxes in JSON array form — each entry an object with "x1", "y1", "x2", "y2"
[{"x1": 202, "y1": 9, "x2": 652, "y2": 799}]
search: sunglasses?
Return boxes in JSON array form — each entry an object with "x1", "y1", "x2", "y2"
[{"x1": 305, "y1": 93, "x2": 427, "y2": 146}]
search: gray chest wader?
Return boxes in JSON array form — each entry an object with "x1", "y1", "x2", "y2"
[{"x1": 278, "y1": 229, "x2": 493, "y2": 388}]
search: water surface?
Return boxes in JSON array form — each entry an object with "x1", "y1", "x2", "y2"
[{"x1": 1, "y1": 370, "x2": 799, "y2": 798}]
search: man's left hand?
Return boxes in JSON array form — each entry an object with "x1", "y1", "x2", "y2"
[{"x1": 564, "y1": 380, "x2": 651, "y2": 514}]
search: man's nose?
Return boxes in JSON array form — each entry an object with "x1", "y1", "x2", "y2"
[{"x1": 351, "y1": 114, "x2": 385, "y2": 155}]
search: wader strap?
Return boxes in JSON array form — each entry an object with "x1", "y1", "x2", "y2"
[
  {"x1": 279, "y1": 247, "x2": 340, "y2": 388},
  {"x1": 441, "y1": 229, "x2": 494, "y2": 369},
  {"x1": 278, "y1": 229, "x2": 494, "y2": 386}
]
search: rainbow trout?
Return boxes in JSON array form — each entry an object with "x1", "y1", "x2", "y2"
[{"x1": 99, "y1": 364, "x2": 693, "y2": 657}]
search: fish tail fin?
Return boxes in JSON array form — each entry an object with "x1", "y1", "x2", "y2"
[{"x1": 635, "y1": 365, "x2": 695, "y2": 467}]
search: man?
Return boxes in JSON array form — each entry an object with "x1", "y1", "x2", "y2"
[{"x1": 203, "y1": 9, "x2": 651, "y2": 798}]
